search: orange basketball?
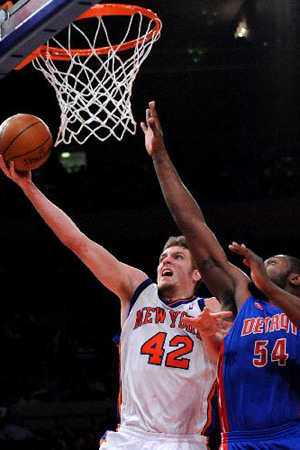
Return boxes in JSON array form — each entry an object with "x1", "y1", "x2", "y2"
[{"x1": 0, "y1": 114, "x2": 53, "y2": 171}]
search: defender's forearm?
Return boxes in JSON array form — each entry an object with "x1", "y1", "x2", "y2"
[
  {"x1": 152, "y1": 150, "x2": 205, "y2": 228},
  {"x1": 262, "y1": 282, "x2": 300, "y2": 328}
]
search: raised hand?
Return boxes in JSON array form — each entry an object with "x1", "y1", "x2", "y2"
[
  {"x1": 140, "y1": 101, "x2": 165, "y2": 158},
  {"x1": 181, "y1": 306, "x2": 233, "y2": 337},
  {"x1": 229, "y1": 242, "x2": 270, "y2": 292},
  {"x1": 0, "y1": 155, "x2": 32, "y2": 187}
]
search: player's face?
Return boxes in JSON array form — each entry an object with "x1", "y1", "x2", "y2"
[
  {"x1": 264, "y1": 255, "x2": 291, "y2": 288},
  {"x1": 157, "y1": 246, "x2": 201, "y2": 297}
]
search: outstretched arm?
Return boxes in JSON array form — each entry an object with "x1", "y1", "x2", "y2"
[
  {"x1": 141, "y1": 102, "x2": 249, "y2": 310},
  {"x1": 0, "y1": 157, "x2": 147, "y2": 312},
  {"x1": 230, "y1": 242, "x2": 300, "y2": 327}
]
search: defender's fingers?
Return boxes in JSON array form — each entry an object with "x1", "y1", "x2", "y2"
[
  {"x1": 230, "y1": 241, "x2": 241, "y2": 247},
  {"x1": 149, "y1": 101, "x2": 162, "y2": 129},
  {"x1": 243, "y1": 258, "x2": 251, "y2": 268},
  {"x1": 219, "y1": 320, "x2": 233, "y2": 329},
  {"x1": 181, "y1": 314, "x2": 193, "y2": 321},
  {"x1": 210, "y1": 311, "x2": 233, "y2": 319},
  {"x1": 181, "y1": 316, "x2": 197, "y2": 325},
  {"x1": 229, "y1": 243, "x2": 242, "y2": 253},
  {"x1": 146, "y1": 106, "x2": 157, "y2": 129},
  {"x1": 229, "y1": 242, "x2": 247, "y2": 255},
  {"x1": 220, "y1": 329, "x2": 231, "y2": 335},
  {"x1": 243, "y1": 248, "x2": 259, "y2": 262},
  {"x1": 148, "y1": 117, "x2": 157, "y2": 130},
  {"x1": 146, "y1": 108, "x2": 150, "y2": 123},
  {"x1": 140, "y1": 122, "x2": 147, "y2": 133},
  {"x1": 149, "y1": 101, "x2": 156, "y2": 115}
]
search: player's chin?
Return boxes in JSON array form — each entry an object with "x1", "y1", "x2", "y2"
[{"x1": 157, "y1": 279, "x2": 175, "y2": 295}]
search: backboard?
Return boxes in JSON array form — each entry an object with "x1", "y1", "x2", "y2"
[{"x1": 0, "y1": 0, "x2": 101, "y2": 78}]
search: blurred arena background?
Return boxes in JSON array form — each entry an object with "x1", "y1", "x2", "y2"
[{"x1": 0, "y1": 1, "x2": 300, "y2": 449}]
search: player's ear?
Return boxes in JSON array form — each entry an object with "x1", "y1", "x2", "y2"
[
  {"x1": 289, "y1": 273, "x2": 300, "y2": 287},
  {"x1": 193, "y1": 269, "x2": 201, "y2": 283}
]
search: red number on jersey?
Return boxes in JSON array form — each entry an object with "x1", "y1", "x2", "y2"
[
  {"x1": 253, "y1": 338, "x2": 289, "y2": 367},
  {"x1": 141, "y1": 333, "x2": 194, "y2": 369},
  {"x1": 253, "y1": 340, "x2": 268, "y2": 367},
  {"x1": 166, "y1": 335, "x2": 194, "y2": 370},
  {"x1": 271, "y1": 338, "x2": 288, "y2": 366},
  {"x1": 140, "y1": 332, "x2": 167, "y2": 365}
]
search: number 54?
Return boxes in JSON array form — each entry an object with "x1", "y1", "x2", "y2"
[{"x1": 253, "y1": 338, "x2": 288, "y2": 367}]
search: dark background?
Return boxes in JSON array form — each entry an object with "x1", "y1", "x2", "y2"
[{"x1": 0, "y1": 0, "x2": 300, "y2": 449}]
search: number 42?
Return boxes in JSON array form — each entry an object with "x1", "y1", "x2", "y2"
[{"x1": 140, "y1": 332, "x2": 194, "y2": 370}]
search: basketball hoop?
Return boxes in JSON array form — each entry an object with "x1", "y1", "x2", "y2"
[
  {"x1": 16, "y1": 4, "x2": 162, "y2": 146},
  {"x1": 0, "y1": 1, "x2": 13, "y2": 12}
]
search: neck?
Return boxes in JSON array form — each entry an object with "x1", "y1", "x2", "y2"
[
  {"x1": 248, "y1": 281, "x2": 267, "y2": 301},
  {"x1": 158, "y1": 282, "x2": 195, "y2": 304},
  {"x1": 159, "y1": 292, "x2": 195, "y2": 304},
  {"x1": 248, "y1": 281, "x2": 300, "y2": 304}
]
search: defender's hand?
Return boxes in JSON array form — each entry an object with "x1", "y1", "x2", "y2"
[
  {"x1": 140, "y1": 101, "x2": 165, "y2": 157},
  {"x1": 181, "y1": 307, "x2": 233, "y2": 337},
  {"x1": 229, "y1": 242, "x2": 271, "y2": 292}
]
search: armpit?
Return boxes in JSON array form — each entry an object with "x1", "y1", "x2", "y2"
[
  {"x1": 199, "y1": 256, "x2": 218, "y2": 274},
  {"x1": 220, "y1": 290, "x2": 237, "y2": 317}
]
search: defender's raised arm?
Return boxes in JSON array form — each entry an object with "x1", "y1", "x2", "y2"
[{"x1": 141, "y1": 101, "x2": 249, "y2": 311}]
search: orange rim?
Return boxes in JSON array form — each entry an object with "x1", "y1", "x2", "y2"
[
  {"x1": 18, "y1": 3, "x2": 161, "y2": 66},
  {"x1": 0, "y1": 1, "x2": 13, "y2": 11}
]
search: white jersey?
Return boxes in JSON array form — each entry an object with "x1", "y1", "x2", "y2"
[{"x1": 119, "y1": 278, "x2": 217, "y2": 435}]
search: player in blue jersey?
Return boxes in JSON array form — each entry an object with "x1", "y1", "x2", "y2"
[{"x1": 141, "y1": 101, "x2": 300, "y2": 449}]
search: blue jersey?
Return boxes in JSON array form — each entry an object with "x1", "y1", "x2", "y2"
[{"x1": 218, "y1": 296, "x2": 300, "y2": 432}]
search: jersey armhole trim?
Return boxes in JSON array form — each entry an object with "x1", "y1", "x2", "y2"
[
  {"x1": 112, "y1": 278, "x2": 154, "y2": 346},
  {"x1": 198, "y1": 297, "x2": 206, "y2": 311},
  {"x1": 128, "y1": 278, "x2": 154, "y2": 316}
]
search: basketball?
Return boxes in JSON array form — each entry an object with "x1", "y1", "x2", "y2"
[{"x1": 0, "y1": 114, "x2": 53, "y2": 171}]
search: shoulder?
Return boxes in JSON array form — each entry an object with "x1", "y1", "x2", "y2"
[
  {"x1": 204, "y1": 297, "x2": 221, "y2": 312},
  {"x1": 129, "y1": 277, "x2": 156, "y2": 303}
]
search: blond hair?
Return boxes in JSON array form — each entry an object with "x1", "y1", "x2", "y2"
[{"x1": 163, "y1": 236, "x2": 198, "y2": 270}]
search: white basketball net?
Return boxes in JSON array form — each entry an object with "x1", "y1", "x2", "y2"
[{"x1": 32, "y1": 8, "x2": 160, "y2": 146}]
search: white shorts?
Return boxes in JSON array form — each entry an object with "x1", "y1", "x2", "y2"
[{"x1": 100, "y1": 425, "x2": 208, "y2": 450}]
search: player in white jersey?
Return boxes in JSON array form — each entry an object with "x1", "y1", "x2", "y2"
[
  {"x1": 0, "y1": 158, "x2": 230, "y2": 450},
  {"x1": 120, "y1": 280, "x2": 215, "y2": 434}
]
